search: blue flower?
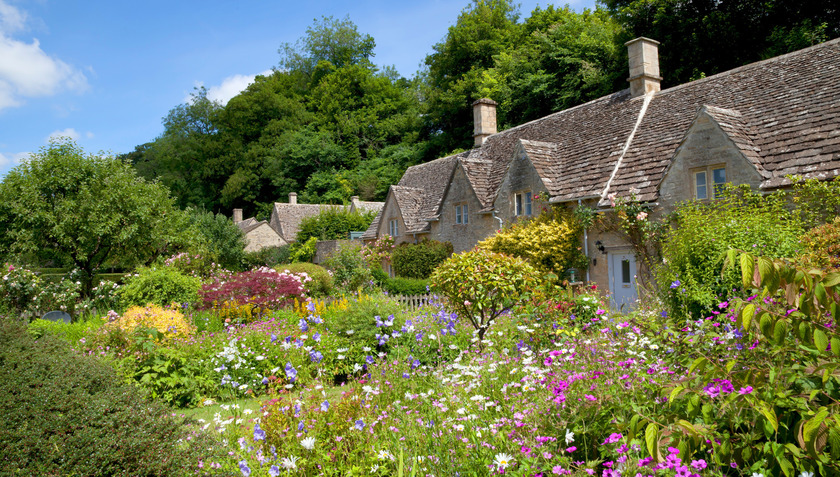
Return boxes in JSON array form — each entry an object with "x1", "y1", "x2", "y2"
[
  {"x1": 320, "y1": 400, "x2": 329, "y2": 412},
  {"x1": 310, "y1": 350, "x2": 324, "y2": 363},
  {"x1": 298, "y1": 420, "x2": 305, "y2": 431},
  {"x1": 285, "y1": 362, "x2": 297, "y2": 382},
  {"x1": 307, "y1": 302, "x2": 316, "y2": 312},
  {"x1": 313, "y1": 332, "x2": 321, "y2": 342},
  {"x1": 239, "y1": 460, "x2": 251, "y2": 476},
  {"x1": 253, "y1": 423, "x2": 266, "y2": 441},
  {"x1": 366, "y1": 355, "x2": 375, "y2": 364},
  {"x1": 299, "y1": 318, "x2": 309, "y2": 332},
  {"x1": 354, "y1": 419, "x2": 365, "y2": 430},
  {"x1": 670, "y1": 280, "x2": 681, "y2": 289},
  {"x1": 270, "y1": 333, "x2": 277, "y2": 343},
  {"x1": 268, "y1": 465, "x2": 280, "y2": 477}
]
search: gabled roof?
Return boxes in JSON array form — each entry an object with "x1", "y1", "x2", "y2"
[{"x1": 269, "y1": 203, "x2": 341, "y2": 242}]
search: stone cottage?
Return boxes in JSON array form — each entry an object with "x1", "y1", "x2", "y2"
[
  {"x1": 362, "y1": 37, "x2": 840, "y2": 308},
  {"x1": 235, "y1": 193, "x2": 384, "y2": 252}
]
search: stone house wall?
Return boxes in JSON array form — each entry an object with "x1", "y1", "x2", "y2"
[{"x1": 431, "y1": 165, "x2": 496, "y2": 253}]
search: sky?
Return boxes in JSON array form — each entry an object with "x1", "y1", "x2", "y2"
[{"x1": 0, "y1": 0, "x2": 597, "y2": 178}]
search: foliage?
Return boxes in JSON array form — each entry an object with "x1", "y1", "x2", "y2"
[
  {"x1": 108, "y1": 304, "x2": 196, "y2": 340},
  {"x1": 361, "y1": 235, "x2": 395, "y2": 266},
  {"x1": 185, "y1": 208, "x2": 247, "y2": 270},
  {"x1": 0, "y1": 318, "x2": 226, "y2": 476},
  {"x1": 28, "y1": 316, "x2": 105, "y2": 344},
  {"x1": 603, "y1": 0, "x2": 838, "y2": 87},
  {"x1": 198, "y1": 267, "x2": 308, "y2": 320},
  {"x1": 117, "y1": 265, "x2": 202, "y2": 309},
  {"x1": 0, "y1": 265, "x2": 42, "y2": 317},
  {"x1": 295, "y1": 207, "x2": 377, "y2": 243},
  {"x1": 390, "y1": 239, "x2": 453, "y2": 279},
  {"x1": 798, "y1": 216, "x2": 840, "y2": 272},
  {"x1": 0, "y1": 139, "x2": 192, "y2": 296},
  {"x1": 430, "y1": 247, "x2": 538, "y2": 341},
  {"x1": 277, "y1": 262, "x2": 333, "y2": 297},
  {"x1": 656, "y1": 186, "x2": 803, "y2": 318},
  {"x1": 480, "y1": 206, "x2": 586, "y2": 276},
  {"x1": 289, "y1": 237, "x2": 317, "y2": 263},
  {"x1": 323, "y1": 243, "x2": 374, "y2": 292},
  {"x1": 126, "y1": 344, "x2": 215, "y2": 408},
  {"x1": 790, "y1": 176, "x2": 840, "y2": 229},
  {"x1": 382, "y1": 276, "x2": 430, "y2": 296},
  {"x1": 242, "y1": 245, "x2": 292, "y2": 269}
]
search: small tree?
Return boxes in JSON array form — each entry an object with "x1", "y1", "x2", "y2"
[
  {"x1": 0, "y1": 139, "x2": 191, "y2": 295},
  {"x1": 295, "y1": 207, "x2": 377, "y2": 243},
  {"x1": 430, "y1": 248, "x2": 537, "y2": 342}
]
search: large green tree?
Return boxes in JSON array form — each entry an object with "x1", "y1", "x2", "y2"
[{"x1": 0, "y1": 140, "x2": 192, "y2": 294}]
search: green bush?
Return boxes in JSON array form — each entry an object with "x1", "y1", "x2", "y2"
[
  {"x1": 431, "y1": 248, "x2": 538, "y2": 341},
  {"x1": 391, "y1": 239, "x2": 453, "y2": 278},
  {"x1": 28, "y1": 316, "x2": 104, "y2": 344},
  {"x1": 186, "y1": 208, "x2": 247, "y2": 270},
  {"x1": 383, "y1": 276, "x2": 430, "y2": 295},
  {"x1": 656, "y1": 187, "x2": 803, "y2": 317},
  {"x1": 798, "y1": 216, "x2": 840, "y2": 272},
  {"x1": 295, "y1": 207, "x2": 377, "y2": 243},
  {"x1": 324, "y1": 243, "x2": 373, "y2": 291},
  {"x1": 321, "y1": 293, "x2": 404, "y2": 350},
  {"x1": 278, "y1": 262, "x2": 333, "y2": 296},
  {"x1": 289, "y1": 237, "x2": 317, "y2": 263},
  {"x1": 117, "y1": 266, "x2": 202, "y2": 309},
  {"x1": 243, "y1": 244, "x2": 292, "y2": 269},
  {"x1": 0, "y1": 317, "x2": 225, "y2": 475}
]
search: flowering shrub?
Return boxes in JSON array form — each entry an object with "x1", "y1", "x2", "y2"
[
  {"x1": 109, "y1": 304, "x2": 196, "y2": 339},
  {"x1": 324, "y1": 243, "x2": 374, "y2": 292},
  {"x1": 361, "y1": 235, "x2": 395, "y2": 266},
  {"x1": 163, "y1": 252, "x2": 226, "y2": 278},
  {"x1": 798, "y1": 216, "x2": 840, "y2": 272},
  {"x1": 198, "y1": 267, "x2": 308, "y2": 320},
  {"x1": 431, "y1": 248, "x2": 538, "y2": 341},
  {"x1": 0, "y1": 265, "x2": 42, "y2": 317},
  {"x1": 480, "y1": 206, "x2": 586, "y2": 276},
  {"x1": 279, "y1": 263, "x2": 333, "y2": 296}
]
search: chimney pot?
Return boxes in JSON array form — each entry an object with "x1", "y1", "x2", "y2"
[
  {"x1": 472, "y1": 98, "x2": 498, "y2": 146},
  {"x1": 289, "y1": 192, "x2": 297, "y2": 205},
  {"x1": 625, "y1": 37, "x2": 662, "y2": 97},
  {"x1": 233, "y1": 208, "x2": 243, "y2": 223},
  {"x1": 350, "y1": 196, "x2": 361, "y2": 210}
]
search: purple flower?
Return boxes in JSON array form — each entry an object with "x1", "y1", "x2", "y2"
[
  {"x1": 602, "y1": 433, "x2": 623, "y2": 445},
  {"x1": 354, "y1": 419, "x2": 365, "y2": 430},
  {"x1": 365, "y1": 355, "x2": 375, "y2": 364},
  {"x1": 253, "y1": 423, "x2": 266, "y2": 441},
  {"x1": 738, "y1": 386, "x2": 754, "y2": 395},
  {"x1": 298, "y1": 318, "x2": 309, "y2": 332},
  {"x1": 320, "y1": 400, "x2": 329, "y2": 412},
  {"x1": 690, "y1": 459, "x2": 707, "y2": 470},
  {"x1": 285, "y1": 362, "x2": 297, "y2": 383},
  {"x1": 239, "y1": 460, "x2": 251, "y2": 476},
  {"x1": 268, "y1": 465, "x2": 280, "y2": 477},
  {"x1": 313, "y1": 332, "x2": 321, "y2": 342},
  {"x1": 310, "y1": 350, "x2": 323, "y2": 363},
  {"x1": 670, "y1": 280, "x2": 681, "y2": 289}
]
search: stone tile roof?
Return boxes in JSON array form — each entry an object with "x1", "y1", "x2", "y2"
[
  {"x1": 269, "y1": 203, "x2": 341, "y2": 242},
  {"x1": 702, "y1": 105, "x2": 770, "y2": 179},
  {"x1": 235, "y1": 217, "x2": 258, "y2": 231}
]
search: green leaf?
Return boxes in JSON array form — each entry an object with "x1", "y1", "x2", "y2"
[
  {"x1": 814, "y1": 329, "x2": 829, "y2": 353},
  {"x1": 645, "y1": 423, "x2": 658, "y2": 461},
  {"x1": 688, "y1": 357, "x2": 707, "y2": 375},
  {"x1": 756, "y1": 400, "x2": 779, "y2": 433},
  {"x1": 823, "y1": 272, "x2": 840, "y2": 288},
  {"x1": 740, "y1": 253, "x2": 755, "y2": 289},
  {"x1": 831, "y1": 337, "x2": 840, "y2": 357},
  {"x1": 773, "y1": 319, "x2": 788, "y2": 346},
  {"x1": 741, "y1": 303, "x2": 756, "y2": 332},
  {"x1": 759, "y1": 313, "x2": 774, "y2": 339},
  {"x1": 669, "y1": 386, "x2": 684, "y2": 404}
]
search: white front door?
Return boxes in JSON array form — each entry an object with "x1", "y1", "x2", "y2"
[{"x1": 610, "y1": 252, "x2": 637, "y2": 311}]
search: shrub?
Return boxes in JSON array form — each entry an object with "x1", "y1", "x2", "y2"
[
  {"x1": 0, "y1": 264, "x2": 41, "y2": 318},
  {"x1": 656, "y1": 188, "x2": 803, "y2": 317},
  {"x1": 28, "y1": 316, "x2": 104, "y2": 344},
  {"x1": 278, "y1": 262, "x2": 333, "y2": 296},
  {"x1": 324, "y1": 243, "x2": 374, "y2": 291},
  {"x1": 117, "y1": 266, "x2": 202, "y2": 309},
  {"x1": 198, "y1": 267, "x2": 307, "y2": 320},
  {"x1": 0, "y1": 318, "x2": 226, "y2": 475},
  {"x1": 430, "y1": 248, "x2": 538, "y2": 341},
  {"x1": 383, "y1": 276, "x2": 430, "y2": 295},
  {"x1": 798, "y1": 216, "x2": 840, "y2": 272},
  {"x1": 289, "y1": 237, "x2": 317, "y2": 263},
  {"x1": 295, "y1": 207, "x2": 377, "y2": 243},
  {"x1": 185, "y1": 207, "x2": 247, "y2": 270},
  {"x1": 479, "y1": 206, "x2": 586, "y2": 276},
  {"x1": 109, "y1": 304, "x2": 196, "y2": 339},
  {"x1": 391, "y1": 240, "x2": 453, "y2": 278},
  {"x1": 322, "y1": 292, "x2": 405, "y2": 350},
  {"x1": 242, "y1": 244, "x2": 292, "y2": 269}
]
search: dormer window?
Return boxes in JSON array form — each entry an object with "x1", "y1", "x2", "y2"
[
  {"x1": 455, "y1": 204, "x2": 469, "y2": 224},
  {"x1": 515, "y1": 191, "x2": 532, "y2": 216},
  {"x1": 388, "y1": 219, "x2": 399, "y2": 237},
  {"x1": 693, "y1": 166, "x2": 727, "y2": 200}
]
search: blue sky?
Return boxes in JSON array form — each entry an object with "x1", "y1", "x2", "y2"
[{"x1": 0, "y1": 0, "x2": 596, "y2": 177}]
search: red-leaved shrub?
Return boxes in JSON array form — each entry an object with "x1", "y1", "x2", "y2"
[{"x1": 198, "y1": 267, "x2": 308, "y2": 318}]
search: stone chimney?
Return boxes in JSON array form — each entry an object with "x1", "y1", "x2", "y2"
[
  {"x1": 626, "y1": 37, "x2": 662, "y2": 98},
  {"x1": 350, "y1": 195, "x2": 361, "y2": 210},
  {"x1": 289, "y1": 192, "x2": 297, "y2": 205},
  {"x1": 233, "y1": 208, "x2": 243, "y2": 223},
  {"x1": 472, "y1": 98, "x2": 498, "y2": 146}
]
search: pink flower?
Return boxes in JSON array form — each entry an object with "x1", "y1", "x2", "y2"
[
  {"x1": 636, "y1": 211, "x2": 648, "y2": 220},
  {"x1": 595, "y1": 308, "x2": 606, "y2": 315},
  {"x1": 738, "y1": 386, "x2": 753, "y2": 395}
]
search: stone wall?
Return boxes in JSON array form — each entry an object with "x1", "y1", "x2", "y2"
[
  {"x1": 432, "y1": 165, "x2": 496, "y2": 253},
  {"x1": 313, "y1": 239, "x2": 358, "y2": 264},
  {"x1": 493, "y1": 149, "x2": 551, "y2": 227}
]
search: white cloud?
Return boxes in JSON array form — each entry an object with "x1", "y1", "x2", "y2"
[
  {"x1": 0, "y1": 150, "x2": 30, "y2": 169},
  {"x1": 47, "y1": 128, "x2": 80, "y2": 142},
  {"x1": 0, "y1": 1, "x2": 88, "y2": 111},
  {"x1": 189, "y1": 69, "x2": 273, "y2": 105}
]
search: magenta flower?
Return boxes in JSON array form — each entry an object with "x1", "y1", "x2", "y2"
[{"x1": 738, "y1": 386, "x2": 754, "y2": 394}]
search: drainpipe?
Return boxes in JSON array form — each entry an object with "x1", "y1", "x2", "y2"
[
  {"x1": 579, "y1": 199, "x2": 590, "y2": 283},
  {"x1": 492, "y1": 209, "x2": 503, "y2": 230}
]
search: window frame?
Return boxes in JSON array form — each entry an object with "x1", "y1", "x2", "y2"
[
  {"x1": 388, "y1": 219, "x2": 398, "y2": 237},
  {"x1": 455, "y1": 203, "x2": 469, "y2": 224},
  {"x1": 692, "y1": 165, "x2": 727, "y2": 200},
  {"x1": 514, "y1": 191, "x2": 533, "y2": 217}
]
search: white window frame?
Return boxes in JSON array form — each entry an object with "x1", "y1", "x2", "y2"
[
  {"x1": 455, "y1": 204, "x2": 469, "y2": 224},
  {"x1": 692, "y1": 165, "x2": 727, "y2": 200},
  {"x1": 388, "y1": 219, "x2": 398, "y2": 237},
  {"x1": 515, "y1": 191, "x2": 532, "y2": 216}
]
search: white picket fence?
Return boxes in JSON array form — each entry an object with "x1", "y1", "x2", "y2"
[{"x1": 392, "y1": 293, "x2": 436, "y2": 310}]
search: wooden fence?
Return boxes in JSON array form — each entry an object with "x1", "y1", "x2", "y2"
[{"x1": 392, "y1": 293, "x2": 436, "y2": 310}]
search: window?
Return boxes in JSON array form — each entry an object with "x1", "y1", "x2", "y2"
[
  {"x1": 515, "y1": 191, "x2": 532, "y2": 216},
  {"x1": 388, "y1": 219, "x2": 398, "y2": 237},
  {"x1": 693, "y1": 166, "x2": 727, "y2": 200},
  {"x1": 455, "y1": 204, "x2": 469, "y2": 224}
]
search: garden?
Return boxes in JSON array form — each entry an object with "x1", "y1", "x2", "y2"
[{"x1": 2, "y1": 171, "x2": 840, "y2": 476}]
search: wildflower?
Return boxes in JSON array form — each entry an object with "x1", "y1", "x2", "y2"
[
  {"x1": 238, "y1": 460, "x2": 251, "y2": 476},
  {"x1": 636, "y1": 211, "x2": 648, "y2": 220},
  {"x1": 799, "y1": 472, "x2": 814, "y2": 477},
  {"x1": 602, "y1": 433, "x2": 623, "y2": 444},
  {"x1": 565, "y1": 429, "x2": 575, "y2": 444},
  {"x1": 301, "y1": 437, "x2": 316, "y2": 450},
  {"x1": 670, "y1": 280, "x2": 680, "y2": 289},
  {"x1": 284, "y1": 362, "x2": 297, "y2": 383},
  {"x1": 310, "y1": 350, "x2": 323, "y2": 363},
  {"x1": 253, "y1": 423, "x2": 266, "y2": 441},
  {"x1": 280, "y1": 456, "x2": 298, "y2": 470},
  {"x1": 377, "y1": 449, "x2": 395, "y2": 461},
  {"x1": 690, "y1": 459, "x2": 707, "y2": 470},
  {"x1": 354, "y1": 419, "x2": 365, "y2": 431},
  {"x1": 738, "y1": 386, "x2": 754, "y2": 395},
  {"x1": 268, "y1": 465, "x2": 280, "y2": 477},
  {"x1": 320, "y1": 400, "x2": 330, "y2": 412},
  {"x1": 493, "y1": 453, "x2": 514, "y2": 469}
]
